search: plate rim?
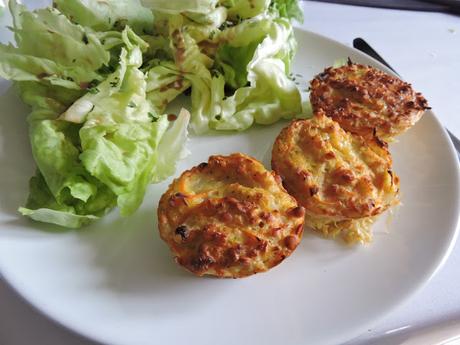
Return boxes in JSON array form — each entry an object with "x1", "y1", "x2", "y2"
[{"x1": 0, "y1": 27, "x2": 459, "y2": 345}]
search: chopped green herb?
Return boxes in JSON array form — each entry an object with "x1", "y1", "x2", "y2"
[
  {"x1": 235, "y1": 14, "x2": 243, "y2": 24},
  {"x1": 88, "y1": 87, "x2": 99, "y2": 94},
  {"x1": 148, "y1": 112, "x2": 158, "y2": 122},
  {"x1": 128, "y1": 101, "x2": 136, "y2": 108},
  {"x1": 87, "y1": 79, "x2": 99, "y2": 88},
  {"x1": 209, "y1": 30, "x2": 217, "y2": 40},
  {"x1": 82, "y1": 33, "x2": 89, "y2": 44},
  {"x1": 113, "y1": 19, "x2": 128, "y2": 30},
  {"x1": 210, "y1": 68, "x2": 221, "y2": 77},
  {"x1": 219, "y1": 21, "x2": 233, "y2": 31},
  {"x1": 97, "y1": 65, "x2": 115, "y2": 74}
]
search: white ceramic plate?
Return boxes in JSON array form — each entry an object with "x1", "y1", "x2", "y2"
[{"x1": 0, "y1": 22, "x2": 459, "y2": 345}]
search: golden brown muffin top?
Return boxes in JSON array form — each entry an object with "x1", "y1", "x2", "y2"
[
  {"x1": 271, "y1": 111, "x2": 399, "y2": 221},
  {"x1": 158, "y1": 153, "x2": 305, "y2": 278},
  {"x1": 310, "y1": 62, "x2": 429, "y2": 140}
]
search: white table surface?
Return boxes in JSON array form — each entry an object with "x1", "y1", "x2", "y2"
[{"x1": 1, "y1": 1, "x2": 460, "y2": 345}]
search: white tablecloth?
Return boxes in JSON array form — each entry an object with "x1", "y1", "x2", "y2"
[{"x1": 1, "y1": 1, "x2": 460, "y2": 344}]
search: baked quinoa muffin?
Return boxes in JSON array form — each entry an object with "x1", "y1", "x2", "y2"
[
  {"x1": 310, "y1": 61, "x2": 429, "y2": 140},
  {"x1": 271, "y1": 111, "x2": 400, "y2": 244},
  {"x1": 158, "y1": 153, "x2": 305, "y2": 278}
]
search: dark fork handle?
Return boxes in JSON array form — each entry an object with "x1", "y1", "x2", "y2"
[{"x1": 352, "y1": 38, "x2": 401, "y2": 77}]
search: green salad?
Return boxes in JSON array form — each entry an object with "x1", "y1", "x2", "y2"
[{"x1": 0, "y1": 0, "x2": 303, "y2": 228}]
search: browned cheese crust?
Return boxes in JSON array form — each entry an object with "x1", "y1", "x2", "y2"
[
  {"x1": 309, "y1": 62, "x2": 429, "y2": 140},
  {"x1": 271, "y1": 112, "x2": 400, "y2": 244},
  {"x1": 157, "y1": 153, "x2": 305, "y2": 278}
]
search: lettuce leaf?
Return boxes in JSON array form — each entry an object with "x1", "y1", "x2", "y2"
[
  {"x1": 61, "y1": 45, "x2": 189, "y2": 216},
  {"x1": 9, "y1": 1, "x2": 109, "y2": 70},
  {"x1": 140, "y1": 0, "x2": 219, "y2": 14},
  {"x1": 19, "y1": 172, "x2": 114, "y2": 229},
  {"x1": 215, "y1": 40, "x2": 261, "y2": 89},
  {"x1": 53, "y1": 0, "x2": 154, "y2": 35},
  {"x1": 167, "y1": 17, "x2": 224, "y2": 134},
  {"x1": 17, "y1": 82, "x2": 117, "y2": 227},
  {"x1": 145, "y1": 60, "x2": 191, "y2": 113},
  {"x1": 0, "y1": 0, "x2": 110, "y2": 89},
  {"x1": 167, "y1": 14, "x2": 301, "y2": 133},
  {"x1": 220, "y1": 22, "x2": 300, "y2": 130},
  {"x1": 224, "y1": 0, "x2": 270, "y2": 20},
  {"x1": 270, "y1": 0, "x2": 304, "y2": 22},
  {"x1": 152, "y1": 108, "x2": 190, "y2": 182}
]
